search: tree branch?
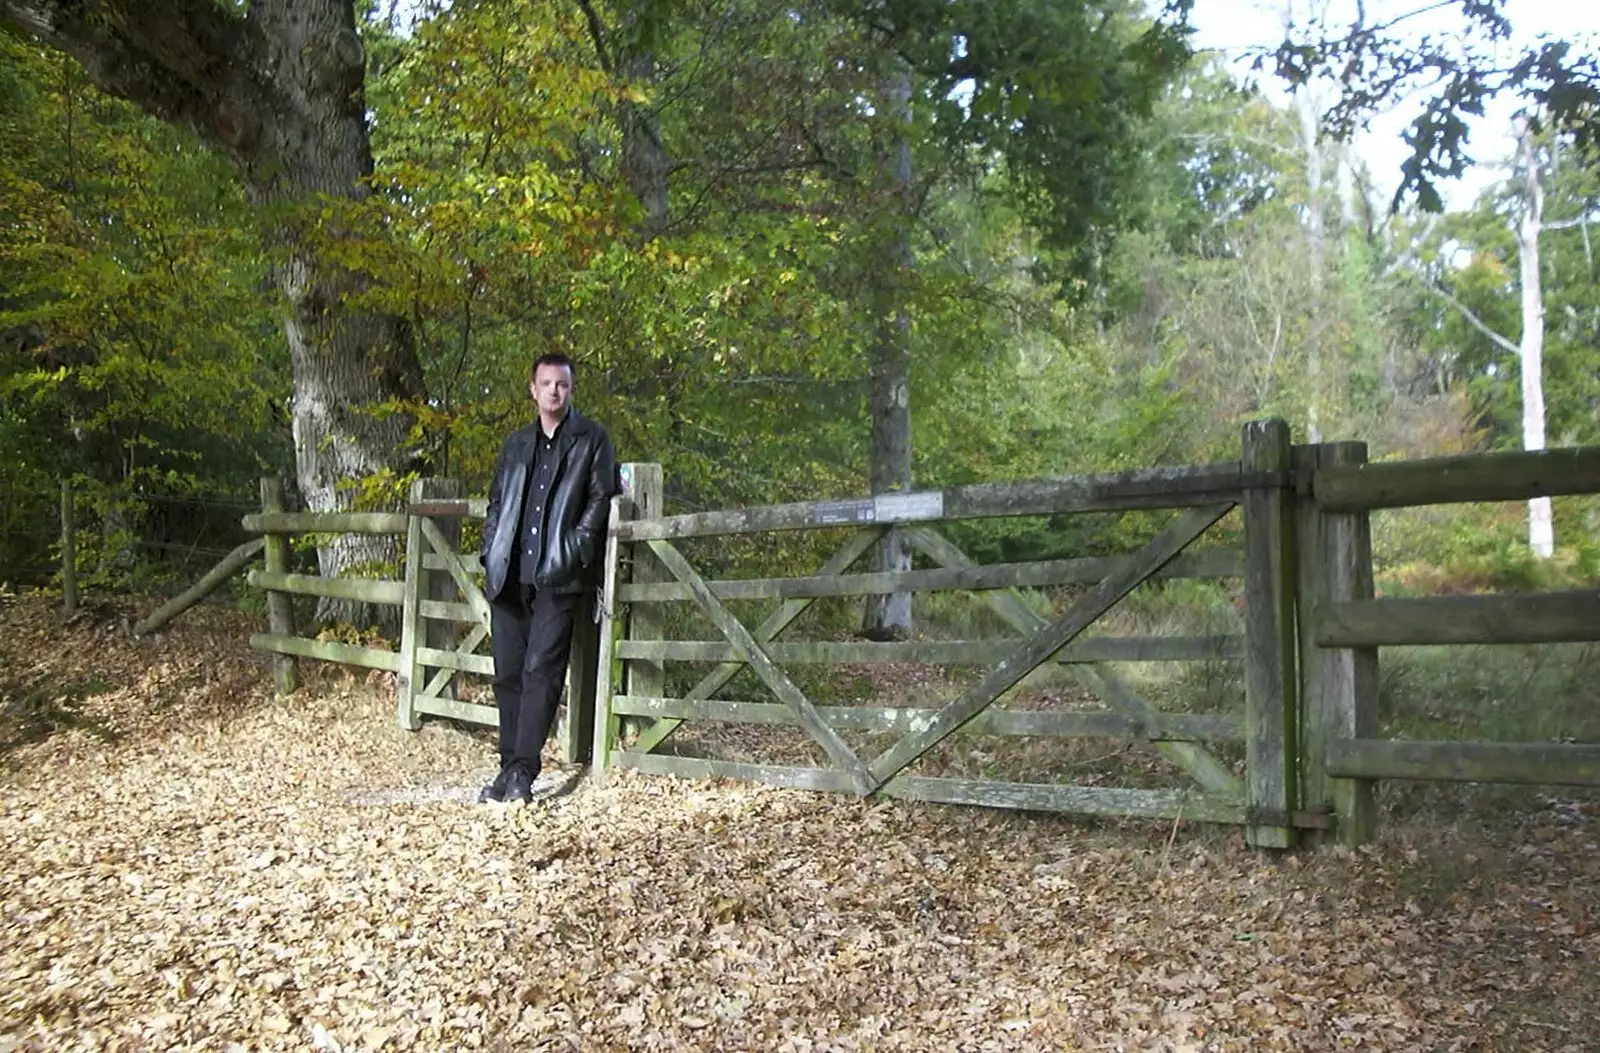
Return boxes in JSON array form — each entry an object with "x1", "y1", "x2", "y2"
[
  {"x1": 1402, "y1": 271, "x2": 1521, "y2": 358},
  {"x1": 572, "y1": 0, "x2": 613, "y2": 75},
  {"x1": 0, "y1": 0, "x2": 266, "y2": 160},
  {"x1": 1543, "y1": 214, "x2": 1600, "y2": 231}
]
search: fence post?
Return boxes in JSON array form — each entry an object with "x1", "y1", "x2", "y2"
[
  {"x1": 1299, "y1": 442, "x2": 1379, "y2": 846},
  {"x1": 623, "y1": 464, "x2": 665, "y2": 743},
  {"x1": 423, "y1": 479, "x2": 463, "y2": 701},
  {"x1": 590, "y1": 489, "x2": 637, "y2": 779},
  {"x1": 59, "y1": 478, "x2": 77, "y2": 618},
  {"x1": 1242, "y1": 419, "x2": 1298, "y2": 849},
  {"x1": 396, "y1": 478, "x2": 427, "y2": 730},
  {"x1": 260, "y1": 477, "x2": 298, "y2": 695}
]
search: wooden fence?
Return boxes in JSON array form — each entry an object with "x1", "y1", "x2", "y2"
[
  {"x1": 226, "y1": 421, "x2": 1600, "y2": 847},
  {"x1": 584, "y1": 424, "x2": 1600, "y2": 848},
  {"x1": 238, "y1": 478, "x2": 598, "y2": 764}
]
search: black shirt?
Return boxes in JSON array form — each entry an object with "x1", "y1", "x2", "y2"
[{"x1": 515, "y1": 413, "x2": 567, "y2": 585}]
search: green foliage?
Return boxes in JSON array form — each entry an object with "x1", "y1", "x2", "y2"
[
  {"x1": 1377, "y1": 498, "x2": 1600, "y2": 597},
  {"x1": 0, "y1": 36, "x2": 285, "y2": 586}
]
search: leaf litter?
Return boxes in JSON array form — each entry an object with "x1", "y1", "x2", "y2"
[{"x1": 1, "y1": 591, "x2": 1596, "y2": 1052}]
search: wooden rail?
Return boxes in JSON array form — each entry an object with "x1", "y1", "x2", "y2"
[
  {"x1": 1315, "y1": 591, "x2": 1600, "y2": 646},
  {"x1": 610, "y1": 463, "x2": 1274, "y2": 542},
  {"x1": 1326, "y1": 739, "x2": 1600, "y2": 787},
  {"x1": 618, "y1": 549, "x2": 1241, "y2": 603},
  {"x1": 613, "y1": 636, "x2": 1241, "y2": 664},
  {"x1": 1314, "y1": 446, "x2": 1600, "y2": 511},
  {"x1": 242, "y1": 511, "x2": 409, "y2": 535}
]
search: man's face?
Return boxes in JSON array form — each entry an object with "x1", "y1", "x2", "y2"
[{"x1": 530, "y1": 363, "x2": 573, "y2": 418}]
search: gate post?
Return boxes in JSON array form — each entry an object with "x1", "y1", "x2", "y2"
[
  {"x1": 397, "y1": 478, "x2": 426, "y2": 730},
  {"x1": 591, "y1": 482, "x2": 641, "y2": 779},
  {"x1": 623, "y1": 464, "x2": 666, "y2": 743},
  {"x1": 1241, "y1": 420, "x2": 1298, "y2": 848},
  {"x1": 60, "y1": 478, "x2": 78, "y2": 618},
  {"x1": 423, "y1": 479, "x2": 463, "y2": 700},
  {"x1": 397, "y1": 477, "x2": 464, "y2": 731},
  {"x1": 260, "y1": 477, "x2": 298, "y2": 696},
  {"x1": 1297, "y1": 442, "x2": 1378, "y2": 845}
]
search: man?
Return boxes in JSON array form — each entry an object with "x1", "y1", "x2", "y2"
[{"x1": 478, "y1": 352, "x2": 618, "y2": 804}]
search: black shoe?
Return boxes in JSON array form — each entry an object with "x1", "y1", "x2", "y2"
[
  {"x1": 503, "y1": 766, "x2": 535, "y2": 805},
  {"x1": 477, "y1": 767, "x2": 511, "y2": 804}
]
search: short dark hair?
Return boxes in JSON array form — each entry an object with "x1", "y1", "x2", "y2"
[{"x1": 531, "y1": 352, "x2": 575, "y2": 380}]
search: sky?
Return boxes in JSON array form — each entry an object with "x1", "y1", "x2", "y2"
[{"x1": 1186, "y1": 0, "x2": 1600, "y2": 211}]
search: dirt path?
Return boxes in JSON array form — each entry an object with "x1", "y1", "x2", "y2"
[{"x1": 1, "y1": 594, "x2": 1595, "y2": 1052}]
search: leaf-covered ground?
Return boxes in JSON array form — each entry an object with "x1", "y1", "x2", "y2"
[{"x1": 1, "y1": 592, "x2": 1595, "y2": 1052}]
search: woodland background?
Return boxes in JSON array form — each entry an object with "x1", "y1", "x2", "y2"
[{"x1": 1, "y1": 0, "x2": 1598, "y2": 608}]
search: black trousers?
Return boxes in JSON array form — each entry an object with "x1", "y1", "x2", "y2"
[{"x1": 489, "y1": 585, "x2": 580, "y2": 776}]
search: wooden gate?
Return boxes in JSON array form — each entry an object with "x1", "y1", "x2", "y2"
[
  {"x1": 394, "y1": 479, "x2": 600, "y2": 765},
  {"x1": 249, "y1": 421, "x2": 1600, "y2": 848},
  {"x1": 592, "y1": 422, "x2": 1309, "y2": 847}
]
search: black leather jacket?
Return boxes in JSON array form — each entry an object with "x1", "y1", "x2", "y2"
[{"x1": 481, "y1": 408, "x2": 618, "y2": 601}]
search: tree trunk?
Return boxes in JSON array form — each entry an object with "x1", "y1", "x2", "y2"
[
  {"x1": 2, "y1": 0, "x2": 428, "y2": 625},
  {"x1": 862, "y1": 61, "x2": 914, "y2": 641},
  {"x1": 618, "y1": 55, "x2": 670, "y2": 237},
  {"x1": 577, "y1": 0, "x2": 670, "y2": 237},
  {"x1": 1516, "y1": 118, "x2": 1554, "y2": 557},
  {"x1": 1295, "y1": 85, "x2": 1326, "y2": 444}
]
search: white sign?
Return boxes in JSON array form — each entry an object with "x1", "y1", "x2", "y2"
[{"x1": 874, "y1": 492, "x2": 943, "y2": 522}]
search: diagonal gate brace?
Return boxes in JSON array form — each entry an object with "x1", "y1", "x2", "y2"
[
  {"x1": 903, "y1": 526, "x2": 1244, "y2": 798},
  {"x1": 868, "y1": 503, "x2": 1234, "y2": 790},
  {"x1": 646, "y1": 538, "x2": 878, "y2": 796},
  {"x1": 630, "y1": 527, "x2": 886, "y2": 755}
]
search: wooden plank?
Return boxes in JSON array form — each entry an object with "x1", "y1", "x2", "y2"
[
  {"x1": 418, "y1": 516, "x2": 492, "y2": 629},
  {"x1": 407, "y1": 498, "x2": 488, "y2": 518},
  {"x1": 250, "y1": 633, "x2": 400, "y2": 672},
  {"x1": 627, "y1": 527, "x2": 886, "y2": 756},
  {"x1": 420, "y1": 623, "x2": 487, "y2": 699},
  {"x1": 259, "y1": 478, "x2": 298, "y2": 695},
  {"x1": 591, "y1": 494, "x2": 634, "y2": 779},
  {"x1": 1296, "y1": 443, "x2": 1379, "y2": 846},
  {"x1": 622, "y1": 464, "x2": 666, "y2": 746},
  {"x1": 242, "y1": 511, "x2": 409, "y2": 535},
  {"x1": 414, "y1": 695, "x2": 499, "y2": 727},
  {"x1": 415, "y1": 645, "x2": 495, "y2": 676},
  {"x1": 1316, "y1": 590, "x2": 1600, "y2": 646},
  {"x1": 1326, "y1": 739, "x2": 1600, "y2": 787},
  {"x1": 881, "y1": 776, "x2": 1247, "y2": 824},
  {"x1": 1241, "y1": 420, "x2": 1298, "y2": 849},
  {"x1": 868, "y1": 503, "x2": 1234, "y2": 789},
  {"x1": 246, "y1": 570, "x2": 405, "y2": 606},
  {"x1": 614, "y1": 636, "x2": 1242, "y2": 664},
  {"x1": 612, "y1": 751, "x2": 858, "y2": 793},
  {"x1": 614, "y1": 463, "x2": 1257, "y2": 542},
  {"x1": 418, "y1": 599, "x2": 479, "y2": 623},
  {"x1": 133, "y1": 538, "x2": 266, "y2": 637},
  {"x1": 905, "y1": 526, "x2": 1245, "y2": 798},
  {"x1": 1314, "y1": 445, "x2": 1600, "y2": 512},
  {"x1": 422, "y1": 552, "x2": 483, "y2": 575},
  {"x1": 397, "y1": 479, "x2": 428, "y2": 731},
  {"x1": 646, "y1": 537, "x2": 877, "y2": 795},
  {"x1": 421, "y1": 479, "x2": 464, "y2": 707},
  {"x1": 613, "y1": 752, "x2": 1247, "y2": 823},
  {"x1": 617, "y1": 548, "x2": 1244, "y2": 603},
  {"x1": 59, "y1": 479, "x2": 76, "y2": 618},
  {"x1": 610, "y1": 695, "x2": 1242, "y2": 741}
]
